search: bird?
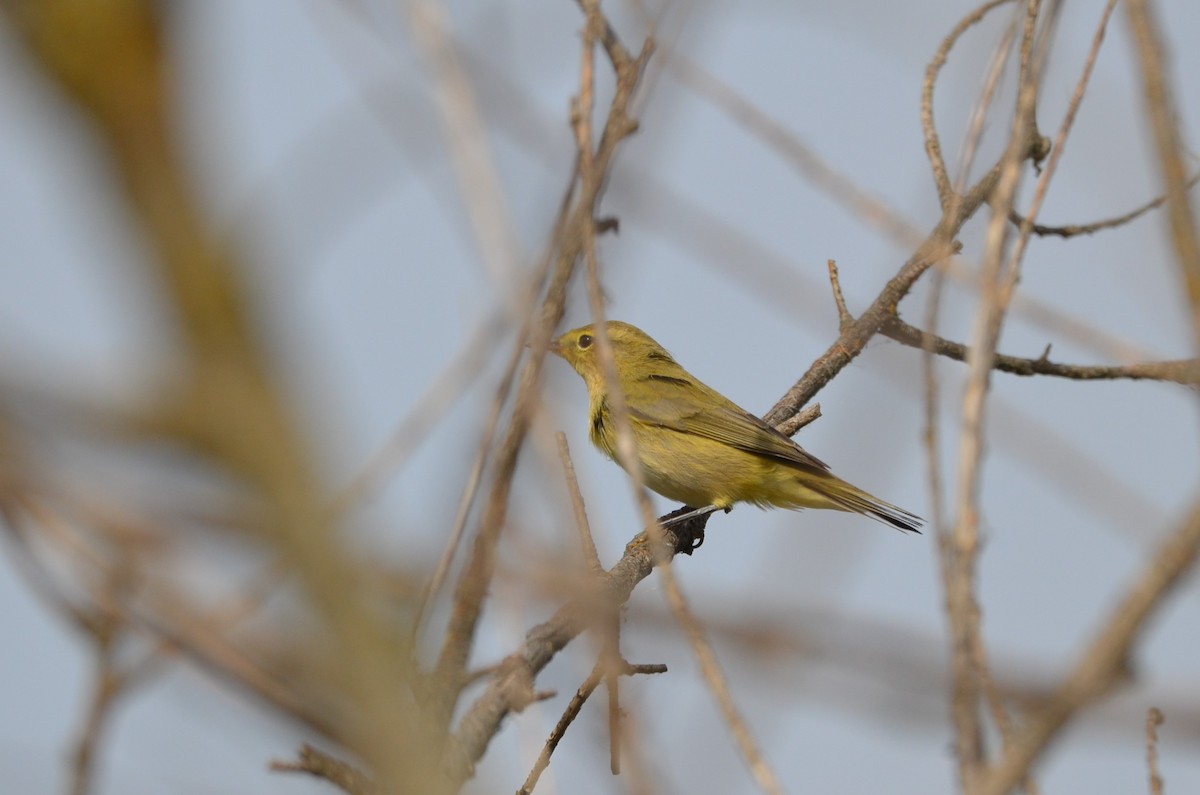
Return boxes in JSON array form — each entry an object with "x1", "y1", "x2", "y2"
[{"x1": 549, "y1": 320, "x2": 922, "y2": 533}]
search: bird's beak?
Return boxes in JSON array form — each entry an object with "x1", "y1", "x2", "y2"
[{"x1": 524, "y1": 336, "x2": 562, "y2": 356}]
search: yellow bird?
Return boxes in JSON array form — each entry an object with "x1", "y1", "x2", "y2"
[{"x1": 550, "y1": 321, "x2": 922, "y2": 533}]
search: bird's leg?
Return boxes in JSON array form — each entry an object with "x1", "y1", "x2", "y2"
[
  {"x1": 653, "y1": 505, "x2": 722, "y2": 555},
  {"x1": 659, "y1": 504, "x2": 720, "y2": 528}
]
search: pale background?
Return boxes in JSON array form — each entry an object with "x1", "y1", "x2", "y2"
[{"x1": 2, "y1": 2, "x2": 1199, "y2": 793}]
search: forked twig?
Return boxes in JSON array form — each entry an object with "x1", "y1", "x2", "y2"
[{"x1": 517, "y1": 659, "x2": 666, "y2": 795}]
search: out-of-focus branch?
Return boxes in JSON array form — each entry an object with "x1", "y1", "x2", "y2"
[
  {"x1": 69, "y1": 650, "x2": 125, "y2": 795},
  {"x1": 974, "y1": 500, "x2": 1200, "y2": 795},
  {"x1": 1124, "y1": 0, "x2": 1200, "y2": 347},
  {"x1": 669, "y1": 57, "x2": 919, "y2": 246},
  {"x1": 272, "y1": 744, "x2": 377, "y2": 795},
  {"x1": 0, "y1": 3, "x2": 429, "y2": 788},
  {"x1": 574, "y1": 7, "x2": 783, "y2": 792},
  {"x1": 1, "y1": 489, "x2": 347, "y2": 738},
  {"x1": 620, "y1": 598, "x2": 1200, "y2": 743},
  {"x1": 405, "y1": 0, "x2": 523, "y2": 297}
]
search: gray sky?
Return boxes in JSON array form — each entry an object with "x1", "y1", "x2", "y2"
[{"x1": 2, "y1": 2, "x2": 1200, "y2": 793}]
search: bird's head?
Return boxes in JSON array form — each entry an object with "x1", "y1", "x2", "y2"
[{"x1": 550, "y1": 321, "x2": 674, "y2": 393}]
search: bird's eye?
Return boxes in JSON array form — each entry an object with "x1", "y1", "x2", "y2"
[{"x1": 578, "y1": 334, "x2": 593, "y2": 349}]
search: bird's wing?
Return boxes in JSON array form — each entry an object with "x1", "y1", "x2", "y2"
[{"x1": 628, "y1": 376, "x2": 830, "y2": 473}]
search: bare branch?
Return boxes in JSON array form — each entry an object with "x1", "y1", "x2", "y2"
[
  {"x1": 880, "y1": 317, "x2": 1200, "y2": 383},
  {"x1": 1011, "y1": 172, "x2": 1200, "y2": 238},
  {"x1": 922, "y1": 0, "x2": 1019, "y2": 208},
  {"x1": 441, "y1": 507, "x2": 707, "y2": 786}
]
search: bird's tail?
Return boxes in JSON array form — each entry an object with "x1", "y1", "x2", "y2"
[{"x1": 816, "y1": 475, "x2": 923, "y2": 534}]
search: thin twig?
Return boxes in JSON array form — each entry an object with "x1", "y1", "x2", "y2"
[
  {"x1": 556, "y1": 433, "x2": 602, "y2": 572},
  {"x1": 559, "y1": 425, "x2": 627, "y2": 773},
  {"x1": 517, "y1": 658, "x2": 666, "y2": 795},
  {"x1": 1146, "y1": 707, "x2": 1165, "y2": 795},
  {"x1": 882, "y1": 315, "x2": 1200, "y2": 383},
  {"x1": 518, "y1": 664, "x2": 604, "y2": 795},
  {"x1": 825, "y1": 264, "x2": 1193, "y2": 389},
  {"x1": 431, "y1": 239, "x2": 584, "y2": 731},
  {"x1": 1011, "y1": 172, "x2": 1200, "y2": 238},
  {"x1": 922, "y1": 0, "x2": 1018, "y2": 208},
  {"x1": 574, "y1": 3, "x2": 633, "y2": 778},
  {"x1": 1009, "y1": 0, "x2": 1117, "y2": 278},
  {"x1": 922, "y1": 266, "x2": 950, "y2": 556},
  {"x1": 950, "y1": 1, "x2": 1023, "y2": 206},
  {"x1": 827, "y1": 261, "x2": 853, "y2": 332},
  {"x1": 663, "y1": 577, "x2": 786, "y2": 795},
  {"x1": 604, "y1": 611, "x2": 622, "y2": 775}
]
